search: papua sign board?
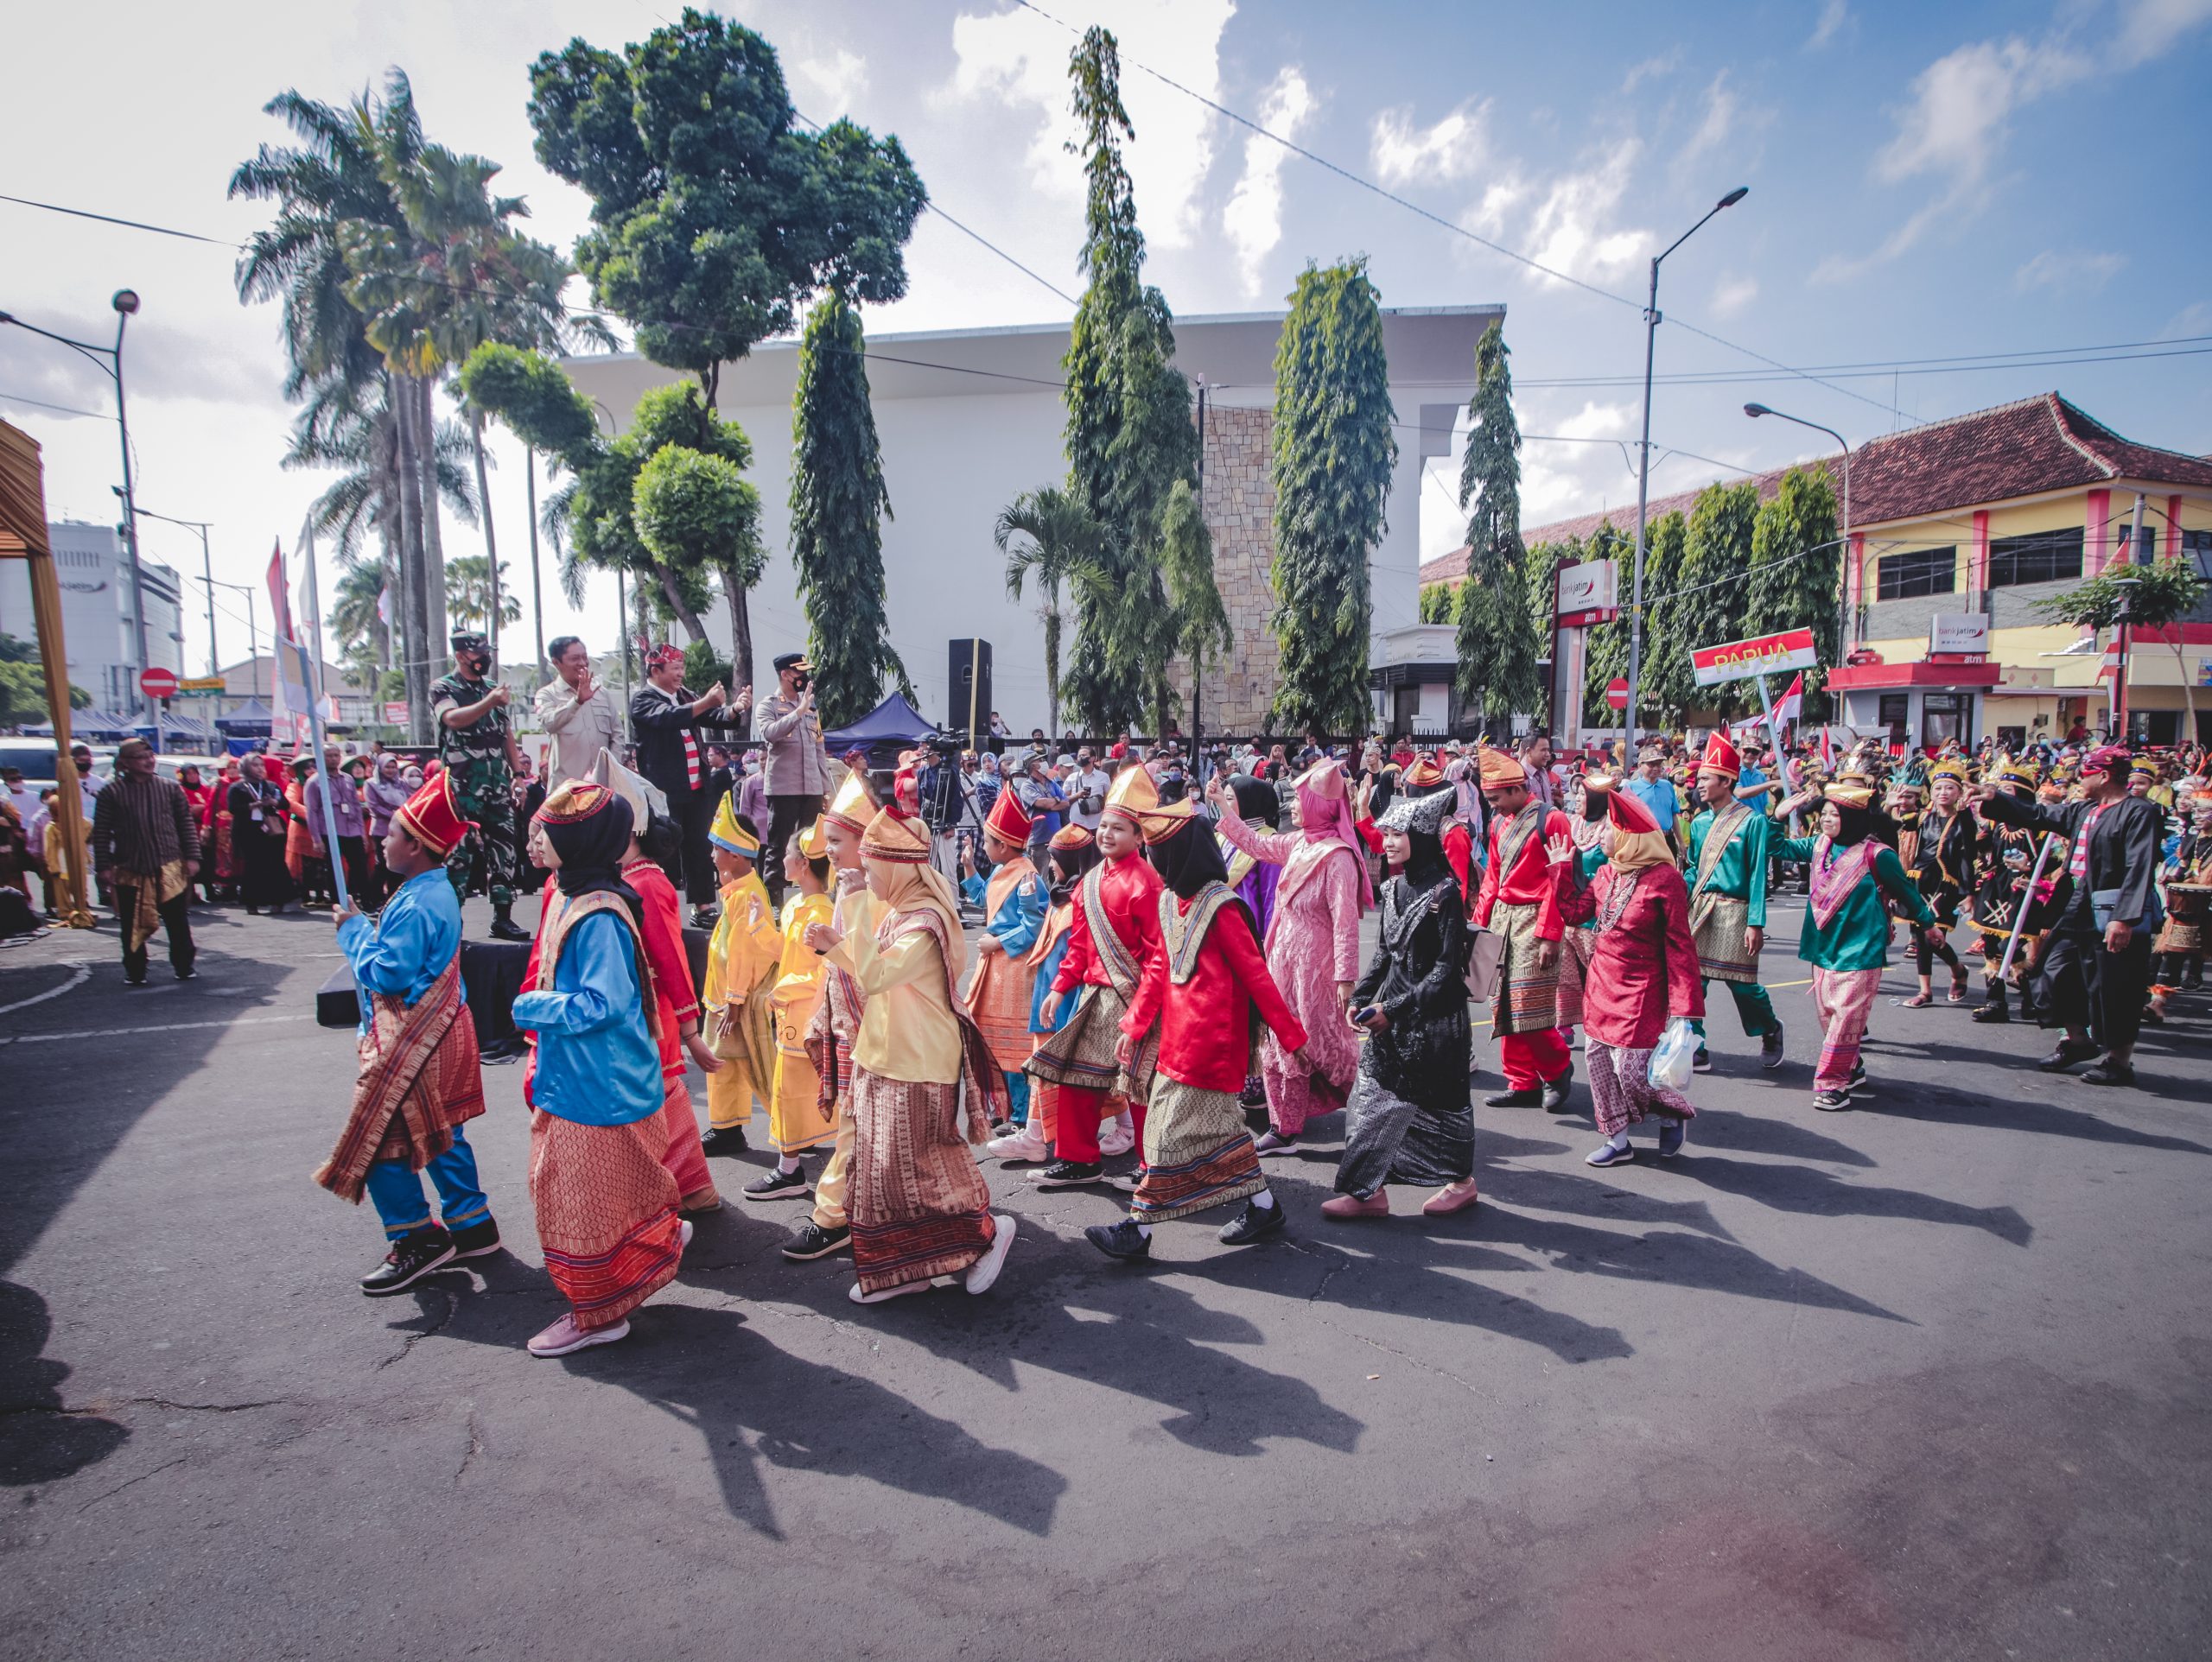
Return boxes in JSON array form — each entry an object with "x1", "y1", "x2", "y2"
[{"x1": 1690, "y1": 626, "x2": 1818, "y2": 688}]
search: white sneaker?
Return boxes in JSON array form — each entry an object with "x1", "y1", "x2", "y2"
[
  {"x1": 965, "y1": 1214, "x2": 1017, "y2": 1294},
  {"x1": 1098, "y1": 1113, "x2": 1135, "y2": 1158},
  {"x1": 527, "y1": 1314, "x2": 631, "y2": 1357},
  {"x1": 679, "y1": 1219, "x2": 695, "y2": 1249},
  {"x1": 849, "y1": 1277, "x2": 941, "y2": 1305},
  {"x1": 988, "y1": 1124, "x2": 1050, "y2": 1163}
]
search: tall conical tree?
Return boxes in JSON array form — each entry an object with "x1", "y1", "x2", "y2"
[
  {"x1": 1747, "y1": 466, "x2": 1840, "y2": 720},
  {"x1": 1452, "y1": 320, "x2": 1538, "y2": 734},
  {"x1": 1059, "y1": 25, "x2": 1198, "y2": 733},
  {"x1": 1269, "y1": 258, "x2": 1395, "y2": 737},
  {"x1": 790, "y1": 291, "x2": 906, "y2": 729}
]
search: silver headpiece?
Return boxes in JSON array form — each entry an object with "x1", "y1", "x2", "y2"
[{"x1": 1376, "y1": 785, "x2": 1453, "y2": 839}]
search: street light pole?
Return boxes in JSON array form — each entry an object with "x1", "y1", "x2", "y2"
[
  {"x1": 1624, "y1": 188, "x2": 1746, "y2": 746},
  {"x1": 1745, "y1": 403, "x2": 1853, "y2": 656},
  {"x1": 1, "y1": 292, "x2": 156, "y2": 726},
  {"x1": 137, "y1": 507, "x2": 216, "y2": 676}
]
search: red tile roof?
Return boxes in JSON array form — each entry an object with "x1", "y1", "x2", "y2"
[{"x1": 1418, "y1": 391, "x2": 2212, "y2": 587}]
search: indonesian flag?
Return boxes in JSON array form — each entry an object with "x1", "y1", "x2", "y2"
[
  {"x1": 264, "y1": 541, "x2": 296, "y2": 646},
  {"x1": 1821, "y1": 727, "x2": 1835, "y2": 770},
  {"x1": 2095, "y1": 644, "x2": 2123, "y2": 683},
  {"x1": 1771, "y1": 672, "x2": 1804, "y2": 729},
  {"x1": 376, "y1": 586, "x2": 391, "y2": 626}
]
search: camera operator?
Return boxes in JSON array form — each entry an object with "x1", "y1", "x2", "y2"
[
  {"x1": 914, "y1": 738, "x2": 979, "y2": 888},
  {"x1": 755, "y1": 651, "x2": 834, "y2": 906}
]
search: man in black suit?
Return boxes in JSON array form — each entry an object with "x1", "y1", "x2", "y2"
[
  {"x1": 628, "y1": 644, "x2": 752, "y2": 927},
  {"x1": 1973, "y1": 742, "x2": 2164, "y2": 1087}
]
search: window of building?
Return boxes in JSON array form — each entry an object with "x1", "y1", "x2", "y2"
[
  {"x1": 1878, "y1": 693, "x2": 1910, "y2": 745},
  {"x1": 2114, "y1": 523, "x2": 2158, "y2": 565},
  {"x1": 1921, "y1": 692, "x2": 1972, "y2": 752},
  {"x1": 1987, "y1": 527, "x2": 2084, "y2": 587},
  {"x1": 2184, "y1": 529, "x2": 2212, "y2": 581},
  {"x1": 1875, "y1": 546, "x2": 1956, "y2": 600}
]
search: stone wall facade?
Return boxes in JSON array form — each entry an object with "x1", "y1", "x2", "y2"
[{"x1": 1176, "y1": 403, "x2": 1281, "y2": 737}]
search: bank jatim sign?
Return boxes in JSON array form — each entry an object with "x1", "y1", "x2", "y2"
[{"x1": 1690, "y1": 626, "x2": 1819, "y2": 688}]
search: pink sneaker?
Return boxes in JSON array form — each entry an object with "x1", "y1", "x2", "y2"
[
  {"x1": 1097, "y1": 1114, "x2": 1135, "y2": 1158},
  {"x1": 1422, "y1": 1178, "x2": 1480, "y2": 1217},
  {"x1": 988, "y1": 1124, "x2": 1050, "y2": 1164},
  {"x1": 1321, "y1": 1190, "x2": 1389, "y2": 1219},
  {"x1": 527, "y1": 1313, "x2": 631, "y2": 1358}
]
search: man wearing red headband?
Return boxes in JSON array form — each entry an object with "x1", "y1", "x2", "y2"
[
  {"x1": 1971, "y1": 744, "x2": 2164, "y2": 1087},
  {"x1": 629, "y1": 643, "x2": 752, "y2": 929}
]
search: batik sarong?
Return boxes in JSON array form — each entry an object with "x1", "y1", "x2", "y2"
[
  {"x1": 1023, "y1": 980, "x2": 1160, "y2": 1102},
  {"x1": 1128, "y1": 1076, "x2": 1264, "y2": 1222},
  {"x1": 962, "y1": 942, "x2": 1035, "y2": 1075},
  {"x1": 528, "y1": 1109, "x2": 684, "y2": 1330},
  {"x1": 1809, "y1": 965, "x2": 1881, "y2": 1093},
  {"x1": 1491, "y1": 898, "x2": 1561, "y2": 1035},
  {"x1": 1335, "y1": 1070, "x2": 1474, "y2": 1197},
  {"x1": 1585, "y1": 1038, "x2": 1695, "y2": 1139},
  {"x1": 315, "y1": 957, "x2": 486, "y2": 1203},
  {"x1": 847, "y1": 1070, "x2": 995, "y2": 1295},
  {"x1": 1688, "y1": 805, "x2": 1761, "y2": 985}
]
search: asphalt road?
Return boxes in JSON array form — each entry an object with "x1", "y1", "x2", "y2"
[{"x1": 2, "y1": 889, "x2": 2208, "y2": 1662}]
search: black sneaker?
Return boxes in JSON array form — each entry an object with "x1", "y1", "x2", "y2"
[
  {"x1": 689, "y1": 905, "x2": 720, "y2": 931},
  {"x1": 360, "y1": 1227, "x2": 457, "y2": 1296},
  {"x1": 1036, "y1": 1159, "x2": 1104, "y2": 1189},
  {"x1": 1692, "y1": 1047, "x2": 1713, "y2": 1074},
  {"x1": 174, "y1": 965, "x2": 198, "y2": 982},
  {"x1": 743, "y1": 1166, "x2": 811, "y2": 1202},
  {"x1": 1970, "y1": 998, "x2": 2009, "y2": 1024},
  {"x1": 1541, "y1": 1063, "x2": 1575, "y2": 1113},
  {"x1": 488, "y1": 914, "x2": 531, "y2": 942},
  {"x1": 700, "y1": 1125, "x2": 749, "y2": 1157},
  {"x1": 448, "y1": 1219, "x2": 501, "y2": 1259},
  {"x1": 1219, "y1": 1198, "x2": 1287, "y2": 1246},
  {"x1": 1085, "y1": 1219, "x2": 1153, "y2": 1261},
  {"x1": 2079, "y1": 1059, "x2": 2135, "y2": 1088},
  {"x1": 123, "y1": 974, "x2": 149, "y2": 988},
  {"x1": 781, "y1": 1221, "x2": 850, "y2": 1262},
  {"x1": 1761, "y1": 1024, "x2": 1786, "y2": 1068},
  {"x1": 1483, "y1": 1086, "x2": 1542, "y2": 1108}
]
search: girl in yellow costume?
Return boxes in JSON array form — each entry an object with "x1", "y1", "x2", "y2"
[
  {"x1": 743, "y1": 818, "x2": 839, "y2": 1201},
  {"x1": 701, "y1": 796, "x2": 780, "y2": 1154}
]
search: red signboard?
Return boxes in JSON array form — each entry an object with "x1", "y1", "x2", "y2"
[
  {"x1": 1690, "y1": 626, "x2": 1818, "y2": 688},
  {"x1": 1605, "y1": 676, "x2": 1630, "y2": 711},
  {"x1": 139, "y1": 667, "x2": 179, "y2": 700}
]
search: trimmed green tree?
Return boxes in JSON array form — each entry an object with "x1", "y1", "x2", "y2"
[
  {"x1": 790, "y1": 292, "x2": 906, "y2": 729},
  {"x1": 1746, "y1": 465, "x2": 1841, "y2": 720},
  {"x1": 526, "y1": 8, "x2": 925, "y2": 686},
  {"x1": 1452, "y1": 320, "x2": 1539, "y2": 735},
  {"x1": 1059, "y1": 26, "x2": 1198, "y2": 733},
  {"x1": 1270, "y1": 258, "x2": 1396, "y2": 737},
  {"x1": 2037, "y1": 555, "x2": 2206, "y2": 738}
]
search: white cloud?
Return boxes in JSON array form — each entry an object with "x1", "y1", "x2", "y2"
[
  {"x1": 1519, "y1": 140, "x2": 1653, "y2": 288},
  {"x1": 1370, "y1": 98, "x2": 1488, "y2": 187},
  {"x1": 1808, "y1": 0, "x2": 1849, "y2": 51},
  {"x1": 2014, "y1": 248, "x2": 2126, "y2": 295},
  {"x1": 1677, "y1": 71, "x2": 1738, "y2": 170},
  {"x1": 944, "y1": 0, "x2": 1235, "y2": 251},
  {"x1": 2115, "y1": 0, "x2": 2212, "y2": 66},
  {"x1": 1519, "y1": 400, "x2": 1641, "y2": 526},
  {"x1": 1224, "y1": 67, "x2": 1316, "y2": 298},
  {"x1": 1711, "y1": 275, "x2": 1758, "y2": 317},
  {"x1": 791, "y1": 46, "x2": 868, "y2": 116},
  {"x1": 1623, "y1": 48, "x2": 1683, "y2": 92}
]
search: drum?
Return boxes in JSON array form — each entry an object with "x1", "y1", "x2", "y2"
[{"x1": 2167, "y1": 882, "x2": 2212, "y2": 921}]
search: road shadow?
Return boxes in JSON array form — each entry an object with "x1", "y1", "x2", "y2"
[
  {"x1": 1669, "y1": 1155, "x2": 2033, "y2": 1246},
  {"x1": 1483, "y1": 1163, "x2": 1739, "y2": 1240},
  {"x1": 0, "y1": 1280, "x2": 130, "y2": 1486},
  {"x1": 1678, "y1": 1107, "x2": 1878, "y2": 1168},
  {"x1": 439, "y1": 1295, "x2": 1067, "y2": 1541},
  {"x1": 1849, "y1": 1073, "x2": 2212, "y2": 1157}
]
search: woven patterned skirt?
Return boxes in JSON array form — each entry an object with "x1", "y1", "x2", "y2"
[
  {"x1": 963, "y1": 950, "x2": 1036, "y2": 1075},
  {"x1": 1691, "y1": 894, "x2": 1759, "y2": 984},
  {"x1": 1128, "y1": 1076, "x2": 1264, "y2": 1222},
  {"x1": 528, "y1": 1110, "x2": 684, "y2": 1331},
  {"x1": 1024, "y1": 982, "x2": 1160, "y2": 1103},
  {"x1": 1491, "y1": 901, "x2": 1562, "y2": 1036},
  {"x1": 848, "y1": 1069, "x2": 995, "y2": 1296}
]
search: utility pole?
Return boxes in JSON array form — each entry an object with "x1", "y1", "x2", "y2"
[
  {"x1": 526, "y1": 447, "x2": 548, "y2": 688},
  {"x1": 1191, "y1": 377, "x2": 1206, "y2": 758}
]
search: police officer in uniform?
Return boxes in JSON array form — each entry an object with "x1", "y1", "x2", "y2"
[{"x1": 430, "y1": 630, "x2": 530, "y2": 940}]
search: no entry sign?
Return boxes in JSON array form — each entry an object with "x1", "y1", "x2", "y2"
[
  {"x1": 139, "y1": 666, "x2": 179, "y2": 700},
  {"x1": 1605, "y1": 676, "x2": 1630, "y2": 710},
  {"x1": 1691, "y1": 627, "x2": 1817, "y2": 688}
]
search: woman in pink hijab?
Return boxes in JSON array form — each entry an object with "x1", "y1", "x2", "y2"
[{"x1": 1210, "y1": 757, "x2": 1370, "y2": 1151}]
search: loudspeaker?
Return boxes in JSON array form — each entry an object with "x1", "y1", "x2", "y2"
[{"x1": 948, "y1": 638, "x2": 993, "y2": 740}]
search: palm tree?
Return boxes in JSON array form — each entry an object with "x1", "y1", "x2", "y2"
[
  {"x1": 996, "y1": 485, "x2": 1104, "y2": 735},
  {"x1": 446, "y1": 555, "x2": 523, "y2": 633}
]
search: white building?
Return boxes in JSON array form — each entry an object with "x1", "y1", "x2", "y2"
[
  {"x1": 563, "y1": 305, "x2": 1501, "y2": 737},
  {"x1": 0, "y1": 519, "x2": 186, "y2": 712}
]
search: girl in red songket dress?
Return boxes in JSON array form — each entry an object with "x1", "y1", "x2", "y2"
[
  {"x1": 1210, "y1": 758, "x2": 1368, "y2": 1154},
  {"x1": 175, "y1": 765, "x2": 216, "y2": 902},
  {"x1": 1086, "y1": 799, "x2": 1308, "y2": 1261},
  {"x1": 1545, "y1": 776, "x2": 1705, "y2": 1168},
  {"x1": 510, "y1": 780, "x2": 690, "y2": 1358}
]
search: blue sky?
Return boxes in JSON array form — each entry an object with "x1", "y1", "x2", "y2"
[{"x1": 3, "y1": 0, "x2": 2209, "y2": 666}]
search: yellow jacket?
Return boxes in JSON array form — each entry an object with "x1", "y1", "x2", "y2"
[
  {"x1": 768, "y1": 891, "x2": 834, "y2": 1046},
  {"x1": 824, "y1": 910, "x2": 962, "y2": 1085},
  {"x1": 702, "y1": 872, "x2": 779, "y2": 1018}
]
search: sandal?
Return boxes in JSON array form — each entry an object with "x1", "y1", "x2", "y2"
[
  {"x1": 1899, "y1": 992, "x2": 1934, "y2": 1009},
  {"x1": 1948, "y1": 979, "x2": 1968, "y2": 1004}
]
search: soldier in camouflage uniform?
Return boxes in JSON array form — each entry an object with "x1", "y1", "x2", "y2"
[{"x1": 430, "y1": 631, "x2": 531, "y2": 940}]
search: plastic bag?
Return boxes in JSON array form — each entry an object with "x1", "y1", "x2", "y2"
[{"x1": 1647, "y1": 1017, "x2": 1697, "y2": 1093}]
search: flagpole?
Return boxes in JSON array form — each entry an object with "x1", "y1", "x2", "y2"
[{"x1": 296, "y1": 522, "x2": 351, "y2": 913}]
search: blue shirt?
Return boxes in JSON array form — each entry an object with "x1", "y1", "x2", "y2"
[
  {"x1": 1623, "y1": 774, "x2": 1681, "y2": 833},
  {"x1": 960, "y1": 865, "x2": 1049, "y2": 956},
  {"x1": 1738, "y1": 763, "x2": 1768, "y2": 794},
  {"x1": 337, "y1": 867, "x2": 464, "y2": 1033},
  {"x1": 511, "y1": 908, "x2": 663, "y2": 1126}
]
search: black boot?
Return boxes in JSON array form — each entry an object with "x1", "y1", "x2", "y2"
[
  {"x1": 1971, "y1": 984, "x2": 2010, "y2": 1024},
  {"x1": 1541, "y1": 1060, "x2": 1575, "y2": 1113},
  {"x1": 489, "y1": 904, "x2": 531, "y2": 942}
]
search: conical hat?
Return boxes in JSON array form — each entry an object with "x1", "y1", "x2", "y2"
[
  {"x1": 823, "y1": 765, "x2": 874, "y2": 833},
  {"x1": 709, "y1": 791, "x2": 760, "y2": 858},
  {"x1": 1101, "y1": 764, "x2": 1160, "y2": 824},
  {"x1": 860, "y1": 802, "x2": 931, "y2": 863}
]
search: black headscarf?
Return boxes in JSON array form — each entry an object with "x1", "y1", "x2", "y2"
[
  {"x1": 1229, "y1": 774, "x2": 1279, "y2": 823},
  {"x1": 543, "y1": 790, "x2": 642, "y2": 922},
  {"x1": 1384, "y1": 784, "x2": 1458, "y2": 894},
  {"x1": 1147, "y1": 815, "x2": 1230, "y2": 900},
  {"x1": 1828, "y1": 797, "x2": 1877, "y2": 848}
]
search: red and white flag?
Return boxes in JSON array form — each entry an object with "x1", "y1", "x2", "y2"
[{"x1": 1771, "y1": 672, "x2": 1804, "y2": 729}]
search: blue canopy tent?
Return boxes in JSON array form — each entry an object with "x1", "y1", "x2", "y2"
[
  {"x1": 824, "y1": 692, "x2": 941, "y2": 773},
  {"x1": 22, "y1": 705, "x2": 135, "y2": 740},
  {"x1": 215, "y1": 698, "x2": 274, "y2": 738}
]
